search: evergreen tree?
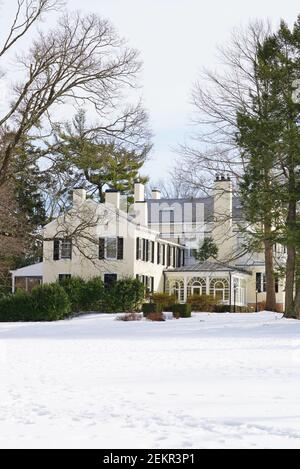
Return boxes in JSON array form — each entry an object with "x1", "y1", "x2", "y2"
[
  {"x1": 195, "y1": 237, "x2": 219, "y2": 262},
  {"x1": 47, "y1": 110, "x2": 151, "y2": 203},
  {"x1": 237, "y1": 18, "x2": 300, "y2": 316}
]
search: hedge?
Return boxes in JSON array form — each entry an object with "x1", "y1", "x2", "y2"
[
  {"x1": 151, "y1": 293, "x2": 177, "y2": 308},
  {"x1": 0, "y1": 284, "x2": 71, "y2": 322},
  {"x1": 58, "y1": 276, "x2": 87, "y2": 312},
  {"x1": 142, "y1": 303, "x2": 163, "y2": 316},
  {"x1": 30, "y1": 284, "x2": 72, "y2": 321},
  {"x1": 213, "y1": 305, "x2": 249, "y2": 313},
  {"x1": 187, "y1": 294, "x2": 216, "y2": 312},
  {"x1": 0, "y1": 290, "x2": 33, "y2": 322},
  {"x1": 104, "y1": 278, "x2": 145, "y2": 313},
  {"x1": 171, "y1": 303, "x2": 192, "y2": 318}
]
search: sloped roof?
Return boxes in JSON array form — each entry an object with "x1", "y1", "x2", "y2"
[
  {"x1": 167, "y1": 260, "x2": 251, "y2": 275},
  {"x1": 10, "y1": 262, "x2": 43, "y2": 277},
  {"x1": 147, "y1": 196, "x2": 243, "y2": 223}
]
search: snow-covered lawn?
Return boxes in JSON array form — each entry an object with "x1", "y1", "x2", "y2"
[{"x1": 1, "y1": 312, "x2": 300, "y2": 449}]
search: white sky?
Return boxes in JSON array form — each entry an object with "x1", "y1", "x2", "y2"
[{"x1": 1, "y1": 0, "x2": 300, "y2": 180}]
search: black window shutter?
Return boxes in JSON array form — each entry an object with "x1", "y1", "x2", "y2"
[
  {"x1": 53, "y1": 239, "x2": 60, "y2": 261},
  {"x1": 117, "y1": 237, "x2": 124, "y2": 260},
  {"x1": 69, "y1": 240, "x2": 73, "y2": 260},
  {"x1": 151, "y1": 242, "x2": 155, "y2": 263},
  {"x1": 146, "y1": 240, "x2": 149, "y2": 262},
  {"x1": 136, "y1": 237, "x2": 140, "y2": 260},
  {"x1": 162, "y1": 245, "x2": 165, "y2": 265},
  {"x1": 151, "y1": 277, "x2": 154, "y2": 293},
  {"x1": 142, "y1": 239, "x2": 146, "y2": 261},
  {"x1": 275, "y1": 275, "x2": 279, "y2": 294},
  {"x1": 157, "y1": 243, "x2": 160, "y2": 264},
  {"x1": 99, "y1": 238, "x2": 105, "y2": 260},
  {"x1": 167, "y1": 245, "x2": 171, "y2": 266},
  {"x1": 256, "y1": 273, "x2": 262, "y2": 293},
  {"x1": 173, "y1": 247, "x2": 176, "y2": 267}
]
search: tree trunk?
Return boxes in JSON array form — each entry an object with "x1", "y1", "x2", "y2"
[
  {"x1": 264, "y1": 225, "x2": 276, "y2": 311},
  {"x1": 284, "y1": 198, "x2": 297, "y2": 318},
  {"x1": 292, "y1": 277, "x2": 300, "y2": 319},
  {"x1": 285, "y1": 245, "x2": 296, "y2": 317}
]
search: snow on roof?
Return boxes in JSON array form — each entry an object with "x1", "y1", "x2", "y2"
[{"x1": 10, "y1": 262, "x2": 43, "y2": 277}]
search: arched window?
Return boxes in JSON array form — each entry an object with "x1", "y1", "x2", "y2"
[
  {"x1": 187, "y1": 277, "x2": 207, "y2": 297},
  {"x1": 166, "y1": 279, "x2": 185, "y2": 302},
  {"x1": 210, "y1": 278, "x2": 229, "y2": 302}
]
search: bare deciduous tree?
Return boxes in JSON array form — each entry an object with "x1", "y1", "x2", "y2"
[
  {"x1": 175, "y1": 21, "x2": 281, "y2": 311},
  {"x1": 0, "y1": 3, "x2": 150, "y2": 186}
]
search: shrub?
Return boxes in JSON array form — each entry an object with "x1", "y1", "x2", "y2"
[
  {"x1": 82, "y1": 277, "x2": 105, "y2": 311},
  {"x1": 152, "y1": 293, "x2": 177, "y2": 308},
  {"x1": 171, "y1": 303, "x2": 192, "y2": 318},
  {"x1": 187, "y1": 294, "x2": 216, "y2": 312},
  {"x1": 105, "y1": 279, "x2": 145, "y2": 313},
  {"x1": 0, "y1": 284, "x2": 71, "y2": 322},
  {"x1": 142, "y1": 303, "x2": 163, "y2": 316},
  {"x1": 0, "y1": 290, "x2": 33, "y2": 322},
  {"x1": 59, "y1": 276, "x2": 86, "y2": 312},
  {"x1": 213, "y1": 305, "x2": 249, "y2": 313},
  {"x1": 116, "y1": 312, "x2": 143, "y2": 322},
  {"x1": 31, "y1": 284, "x2": 72, "y2": 321},
  {"x1": 213, "y1": 304, "x2": 229, "y2": 313},
  {"x1": 146, "y1": 312, "x2": 165, "y2": 322}
]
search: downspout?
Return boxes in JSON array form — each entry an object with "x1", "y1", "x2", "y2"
[{"x1": 229, "y1": 271, "x2": 232, "y2": 313}]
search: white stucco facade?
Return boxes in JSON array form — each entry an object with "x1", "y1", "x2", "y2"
[{"x1": 12, "y1": 178, "x2": 286, "y2": 311}]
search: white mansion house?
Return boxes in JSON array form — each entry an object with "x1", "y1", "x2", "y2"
[{"x1": 11, "y1": 176, "x2": 286, "y2": 311}]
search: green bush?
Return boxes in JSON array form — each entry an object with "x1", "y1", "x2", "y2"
[
  {"x1": 142, "y1": 303, "x2": 163, "y2": 316},
  {"x1": 0, "y1": 284, "x2": 71, "y2": 322},
  {"x1": 82, "y1": 277, "x2": 105, "y2": 311},
  {"x1": 0, "y1": 290, "x2": 33, "y2": 322},
  {"x1": 31, "y1": 284, "x2": 72, "y2": 321},
  {"x1": 59, "y1": 276, "x2": 86, "y2": 312},
  {"x1": 105, "y1": 279, "x2": 145, "y2": 313},
  {"x1": 152, "y1": 293, "x2": 177, "y2": 308},
  {"x1": 171, "y1": 303, "x2": 192, "y2": 318},
  {"x1": 187, "y1": 294, "x2": 216, "y2": 312}
]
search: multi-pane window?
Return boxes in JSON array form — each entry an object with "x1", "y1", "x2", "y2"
[
  {"x1": 210, "y1": 278, "x2": 230, "y2": 302},
  {"x1": 53, "y1": 239, "x2": 72, "y2": 261},
  {"x1": 256, "y1": 273, "x2": 266, "y2": 293},
  {"x1": 166, "y1": 279, "x2": 185, "y2": 302},
  {"x1": 99, "y1": 237, "x2": 124, "y2": 260},
  {"x1": 256, "y1": 272, "x2": 279, "y2": 294},
  {"x1": 104, "y1": 273, "x2": 117, "y2": 287},
  {"x1": 105, "y1": 237, "x2": 118, "y2": 260},
  {"x1": 187, "y1": 278, "x2": 207, "y2": 297},
  {"x1": 59, "y1": 274, "x2": 71, "y2": 283},
  {"x1": 136, "y1": 275, "x2": 154, "y2": 293},
  {"x1": 61, "y1": 240, "x2": 72, "y2": 259}
]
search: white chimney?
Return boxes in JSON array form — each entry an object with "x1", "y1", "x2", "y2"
[
  {"x1": 133, "y1": 182, "x2": 147, "y2": 226},
  {"x1": 134, "y1": 182, "x2": 145, "y2": 203},
  {"x1": 73, "y1": 188, "x2": 86, "y2": 208},
  {"x1": 151, "y1": 189, "x2": 161, "y2": 200},
  {"x1": 105, "y1": 189, "x2": 120, "y2": 210},
  {"x1": 213, "y1": 173, "x2": 233, "y2": 261}
]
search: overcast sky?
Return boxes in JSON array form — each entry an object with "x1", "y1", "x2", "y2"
[{"x1": 2, "y1": 0, "x2": 300, "y2": 181}]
